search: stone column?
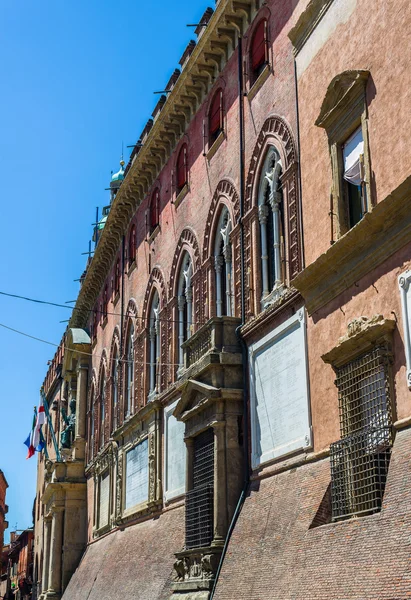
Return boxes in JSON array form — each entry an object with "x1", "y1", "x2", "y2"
[
  {"x1": 214, "y1": 255, "x2": 224, "y2": 317},
  {"x1": 178, "y1": 295, "x2": 185, "y2": 371},
  {"x1": 186, "y1": 287, "x2": 193, "y2": 339},
  {"x1": 74, "y1": 362, "x2": 88, "y2": 460},
  {"x1": 185, "y1": 438, "x2": 194, "y2": 493},
  {"x1": 41, "y1": 517, "x2": 52, "y2": 595},
  {"x1": 212, "y1": 420, "x2": 227, "y2": 546},
  {"x1": 223, "y1": 244, "x2": 232, "y2": 317},
  {"x1": 269, "y1": 190, "x2": 282, "y2": 286},
  {"x1": 48, "y1": 507, "x2": 64, "y2": 597},
  {"x1": 149, "y1": 325, "x2": 156, "y2": 395},
  {"x1": 258, "y1": 204, "x2": 270, "y2": 296}
]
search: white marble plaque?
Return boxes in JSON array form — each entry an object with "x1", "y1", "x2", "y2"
[
  {"x1": 164, "y1": 400, "x2": 186, "y2": 501},
  {"x1": 125, "y1": 438, "x2": 148, "y2": 509},
  {"x1": 249, "y1": 309, "x2": 312, "y2": 468},
  {"x1": 399, "y1": 270, "x2": 411, "y2": 388},
  {"x1": 99, "y1": 470, "x2": 110, "y2": 528}
]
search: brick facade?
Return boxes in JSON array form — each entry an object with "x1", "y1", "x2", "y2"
[{"x1": 34, "y1": 0, "x2": 411, "y2": 598}]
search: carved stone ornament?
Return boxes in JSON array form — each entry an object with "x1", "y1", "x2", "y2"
[
  {"x1": 148, "y1": 433, "x2": 156, "y2": 503},
  {"x1": 322, "y1": 315, "x2": 396, "y2": 368},
  {"x1": 173, "y1": 548, "x2": 223, "y2": 588},
  {"x1": 288, "y1": 0, "x2": 334, "y2": 54},
  {"x1": 315, "y1": 70, "x2": 370, "y2": 131}
]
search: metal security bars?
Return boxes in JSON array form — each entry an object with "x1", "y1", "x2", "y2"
[
  {"x1": 330, "y1": 430, "x2": 391, "y2": 520},
  {"x1": 185, "y1": 429, "x2": 215, "y2": 549},
  {"x1": 185, "y1": 485, "x2": 214, "y2": 549},
  {"x1": 336, "y1": 346, "x2": 393, "y2": 438},
  {"x1": 330, "y1": 346, "x2": 393, "y2": 521}
]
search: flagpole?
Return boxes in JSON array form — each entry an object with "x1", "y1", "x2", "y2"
[
  {"x1": 34, "y1": 406, "x2": 49, "y2": 461},
  {"x1": 40, "y1": 388, "x2": 62, "y2": 462}
]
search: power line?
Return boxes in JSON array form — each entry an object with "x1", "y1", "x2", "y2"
[
  {"x1": 0, "y1": 290, "x2": 212, "y2": 327},
  {"x1": 0, "y1": 321, "x2": 188, "y2": 368}
]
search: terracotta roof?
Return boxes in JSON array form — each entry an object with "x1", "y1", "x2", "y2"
[{"x1": 62, "y1": 506, "x2": 184, "y2": 600}]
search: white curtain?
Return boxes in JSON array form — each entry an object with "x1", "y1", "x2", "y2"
[{"x1": 343, "y1": 127, "x2": 364, "y2": 186}]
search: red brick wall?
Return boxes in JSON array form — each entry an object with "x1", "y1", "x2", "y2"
[
  {"x1": 87, "y1": 0, "x2": 302, "y2": 462},
  {"x1": 0, "y1": 472, "x2": 7, "y2": 552}
]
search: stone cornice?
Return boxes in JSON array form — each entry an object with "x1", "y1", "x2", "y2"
[
  {"x1": 288, "y1": 0, "x2": 334, "y2": 55},
  {"x1": 321, "y1": 315, "x2": 396, "y2": 367},
  {"x1": 292, "y1": 176, "x2": 411, "y2": 315},
  {"x1": 70, "y1": 0, "x2": 255, "y2": 330}
]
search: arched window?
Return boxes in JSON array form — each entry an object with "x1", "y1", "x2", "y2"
[
  {"x1": 209, "y1": 89, "x2": 224, "y2": 146},
  {"x1": 128, "y1": 224, "x2": 136, "y2": 266},
  {"x1": 88, "y1": 383, "x2": 95, "y2": 462},
  {"x1": 258, "y1": 146, "x2": 284, "y2": 308},
  {"x1": 100, "y1": 370, "x2": 106, "y2": 447},
  {"x1": 177, "y1": 252, "x2": 193, "y2": 374},
  {"x1": 148, "y1": 290, "x2": 160, "y2": 400},
  {"x1": 114, "y1": 258, "x2": 120, "y2": 297},
  {"x1": 214, "y1": 206, "x2": 233, "y2": 317},
  {"x1": 112, "y1": 347, "x2": 119, "y2": 432},
  {"x1": 103, "y1": 286, "x2": 108, "y2": 320},
  {"x1": 150, "y1": 189, "x2": 160, "y2": 233},
  {"x1": 250, "y1": 19, "x2": 268, "y2": 83},
  {"x1": 176, "y1": 144, "x2": 188, "y2": 194},
  {"x1": 125, "y1": 324, "x2": 134, "y2": 417}
]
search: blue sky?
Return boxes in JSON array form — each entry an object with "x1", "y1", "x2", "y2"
[{"x1": 0, "y1": 0, "x2": 207, "y2": 542}]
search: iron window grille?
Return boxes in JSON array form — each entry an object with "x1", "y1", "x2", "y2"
[
  {"x1": 185, "y1": 429, "x2": 214, "y2": 549},
  {"x1": 330, "y1": 345, "x2": 393, "y2": 521}
]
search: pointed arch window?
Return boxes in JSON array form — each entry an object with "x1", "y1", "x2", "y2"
[
  {"x1": 112, "y1": 347, "x2": 119, "y2": 432},
  {"x1": 114, "y1": 259, "x2": 121, "y2": 297},
  {"x1": 150, "y1": 189, "x2": 160, "y2": 233},
  {"x1": 148, "y1": 291, "x2": 160, "y2": 400},
  {"x1": 214, "y1": 207, "x2": 233, "y2": 317},
  {"x1": 251, "y1": 19, "x2": 269, "y2": 84},
  {"x1": 176, "y1": 144, "x2": 188, "y2": 194},
  {"x1": 88, "y1": 384, "x2": 95, "y2": 462},
  {"x1": 258, "y1": 146, "x2": 284, "y2": 308},
  {"x1": 177, "y1": 252, "x2": 193, "y2": 374},
  {"x1": 100, "y1": 370, "x2": 106, "y2": 448},
  {"x1": 209, "y1": 89, "x2": 224, "y2": 146},
  {"x1": 128, "y1": 224, "x2": 136, "y2": 267},
  {"x1": 125, "y1": 324, "x2": 134, "y2": 418}
]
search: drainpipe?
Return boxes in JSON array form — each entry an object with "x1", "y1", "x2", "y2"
[
  {"x1": 293, "y1": 59, "x2": 305, "y2": 269},
  {"x1": 210, "y1": 34, "x2": 249, "y2": 599}
]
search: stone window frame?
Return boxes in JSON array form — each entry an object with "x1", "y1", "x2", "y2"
[
  {"x1": 92, "y1": 444, "x2": 116, "y2": 538},
  {"x1": 163, "y1": 399, "x2": 186, "y2": 503},
  {"x1": 398, "y1": 270, "x2": 411, "y2": 389},
  {"x1": 315, "y1": 70, "x2": 373, "y2": 240},
  {"x1": 120, "y1": 433, "x2": 150, "y2": 520}
]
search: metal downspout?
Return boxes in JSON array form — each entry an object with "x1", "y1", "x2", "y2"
[{"x1": 210, "y1": 34, "x2": 249, "y2": 600}]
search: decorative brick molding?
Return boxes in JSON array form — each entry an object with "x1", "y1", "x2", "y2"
[
  {"x1": 169, "y1": 228, "x2": 202, "y2": 297},
  {"x1": 202, "y1": 179, "x2": 239, "y2": 262},
  {"x1": 244, "y1": 115, "x2": 301, "y2": 282}
]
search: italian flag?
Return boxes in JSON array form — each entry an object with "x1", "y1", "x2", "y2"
[{"x1": 24, "y1": 397, "x2": 46, "y2": 459}]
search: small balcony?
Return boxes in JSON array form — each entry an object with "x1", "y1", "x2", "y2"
[{"x1": 181, "y1": 316, "x2": 242, "y2": 374}]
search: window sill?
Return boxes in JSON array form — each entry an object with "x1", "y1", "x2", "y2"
[
  {"x1": 127, "y1": 260, "x2": 137, "y2": 277},
  {"x1": 113, "y1": 292, "x2": 120, "y2": 306},
  {"x1": 174, "y1": 184, "x2": 189, "y2": 209},
  {"x1": 148, "y1": 225, "x2": 160, "y2": 244},
  {"x1": 247, "y1": 64, "x2": 271, "y2": 102},
  {"x1": 206, "y1": 131, "x2": 225, "y2": 162}
]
